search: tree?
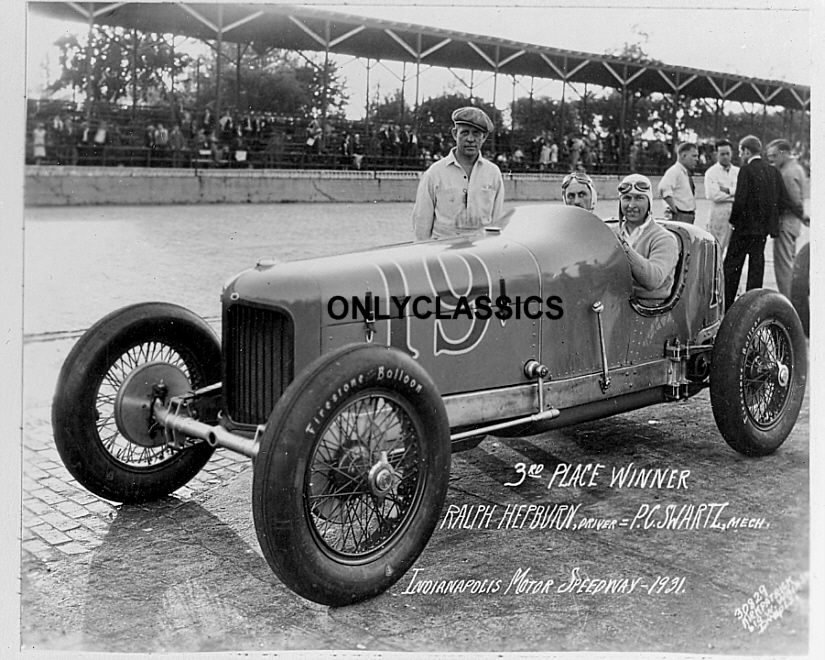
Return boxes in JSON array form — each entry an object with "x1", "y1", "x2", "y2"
[
  {"x1": 417, "y1": 94, "x2": 501, "y2": 135},
  {"x1": 370, "y1": 89, "x2": 413, "y2": 126},
  {"x1": 49, "y1": 26, "x2": 190, "y2": 110},
  {"x1": 511, "y1": 96, "x2": 569, "y2": 138},
  {"x1": 188, "y1": 47, "x2": 348, "y2": 119}
]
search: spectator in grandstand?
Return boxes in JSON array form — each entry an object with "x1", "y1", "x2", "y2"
[
  {"x1": 144, "y1": 123, "x2": 155, "y2": 150},
  {"x1": 628, "y1": 141, "x2": 640, "y2": 173},
  {"x1": 412, "y1": 106, "x2": 504, "y2": 240},
  {"x1": 181, "y1": 110, "x2": 194, "y2": 140},
  {"x1": 90, "y1": 120, "x2": 109, "y2": 166},
  {"x1": 154, "y1": 123, "x2": 169, "y2": 166},
  {"x1": 766, "y1": 138, "x2": 810, "y2": 298},
  {"x1": 306, "y1": 116, "x2": 323, "y2": 156},
  {"x1": 264, "y1": 129, "x2": 285, "y2": 168},
  {"x1": 430, "y1": 132, "x2": 444, "y2": 158},
  {"x1": 511, "y1": 146, "x2": 525, "y2": 168},
  {"x1": 724, "y1": 135, "x2": 803, "y2": 310},
  {"x1": 232, "y1": 128, "x2": 249, "y2": 168},
  {"x1": 390, "y1": 124, "x2": 402, "y2": 157},
  {"x1": 658, "y1": 142, "x2": 698, "y2": 223},
  {"x1": 219, "y1": 110, "x2": 233, "y2": 136},
  {"x1": 339, "y1": 131, "x2": 354, "y2": 168},
  {"x1": 60, "y1": 116, "x2": 78, "y2": 165},
  {"x1": 377, "y1": 124, "x2": 391, "y2": 157},
  {"x1": 32, "y1": 122, "x2": 47, "y2": 165},
  {"x1": 401, "y1": 125, "x2": 419, "y2": 161},
  {"x1": 192, "y1": 128, "x2": 212, "y2": 167},
  {"x1": 79, "y1": 120, "x2": 92, "y2": 146},
  {"x1": 201, "y1": 107, "x2": 215, "y2": 133},
  {"x1": 549, "y1": 140, "x2": 559, "y2": 170},
  {"x1": 703, "y1": 139, "x2": 738, "y2": 256},
  {"x1": 93, "y1": 120, "x2": 109, "y2": 146},
  {"x1": 169, "y1": 124, "x2": 186, "y2": 167},
  {"x1": 580, "y1": 135, "x2": 593, "y2": 171},
  {"x1": 568, "y1": 134, "x2": 583, "y2": 171},
  {"x1": 539, "y1": 140, "x2": 551, "y2": 171},
  {"x1": 561, "y1": 171, "x2": 598, "y2": 212},
  {"x1": 352, "y1": 133, "x2": 364, "y2": 170}
]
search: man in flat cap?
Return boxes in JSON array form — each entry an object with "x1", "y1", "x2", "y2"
[{"x1": 412, "y1": 106, "x2": 504, "y2": 240}]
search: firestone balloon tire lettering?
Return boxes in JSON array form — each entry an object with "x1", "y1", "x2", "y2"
[{"x1": 252, "y1": 343, "x2": 450, "y2": 606}]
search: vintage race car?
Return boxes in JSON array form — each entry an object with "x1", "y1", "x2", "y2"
[{"x1": 52, "y1": 205, "x2": 807, "y2": 606}]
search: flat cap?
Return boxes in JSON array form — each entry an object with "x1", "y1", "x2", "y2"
[{"x1": 451, "y1": 106, "x2": 494, "y2": 133}]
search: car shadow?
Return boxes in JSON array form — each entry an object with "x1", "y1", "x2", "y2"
[{"x1": 79, "y1": 497, "x2": 305, "y2": 652}]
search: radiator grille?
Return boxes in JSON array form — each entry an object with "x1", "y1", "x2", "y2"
[{"x1": 223, "y1": 303, "x2": 294, "y2": 425}]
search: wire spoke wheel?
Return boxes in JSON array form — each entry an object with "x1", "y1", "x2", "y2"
[
  {"x1": 741, "y1": 321, "x2": 793, "y2": 429},
  {"x1": 96, "y1": 341, "x2": 196, "y2": 468},
  {"x1": 52, "y1": 303, "x2": 221, "y2": 502},
  {"x1": 710, "y1": 289, "x2": 806, "y2": 456},
  {"x1": 307, "y1": 391, "x2": 423, "y2": 558},
  {"x1": 252, "y1": 344, "x2": 450, "y2": 606}
]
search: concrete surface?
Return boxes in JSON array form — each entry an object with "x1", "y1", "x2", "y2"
[{"x1": 24, "y1": 166, "x2": 695, "y2": 207}]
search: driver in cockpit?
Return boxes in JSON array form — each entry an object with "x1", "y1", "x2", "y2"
[{"x1": 612, "y1": 173, "x2": 679, "y2": 303}]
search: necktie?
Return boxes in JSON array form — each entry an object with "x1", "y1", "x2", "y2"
[{"x1": 689, "y1": 175, "x2": 695, "y2": 196}]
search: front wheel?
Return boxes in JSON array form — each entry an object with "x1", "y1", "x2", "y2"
[
  {"x1": 252, "y1": 344, "x2": 450, "y2": 606},
  {"x1": 51, "y1": 302, "x2": 221, "y2": 502},
  {"x1": 710, "y1": 289, "x2": 807, "y2": 456}
]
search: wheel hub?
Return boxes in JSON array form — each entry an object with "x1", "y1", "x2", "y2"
[
  {"x1": 114, "y1": 361, "x2": 191, "y2": 447},
  {"x1": 776, "y1": 363, "x2": 790, "y2": 387},
  {"x1": 368, "y1": 451, "x2": 402, "y2": 499}
]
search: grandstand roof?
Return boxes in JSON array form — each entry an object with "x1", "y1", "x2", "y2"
[{"x1": 30, "y1": 1, "x2": 810, "y2": 110}]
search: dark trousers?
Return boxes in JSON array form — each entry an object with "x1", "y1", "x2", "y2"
[{"x1": 723, "y1": 231, "x2": 767, "y2": 311}]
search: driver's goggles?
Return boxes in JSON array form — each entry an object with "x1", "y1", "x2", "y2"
[
  {"x1": 561, "y1": 172, "x2": 594, "y2": 189},
  {"x1": 617, "y1": 179, "x2": 651, "y2": 194}
]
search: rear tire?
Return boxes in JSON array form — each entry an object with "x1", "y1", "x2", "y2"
[{"x1": 710, "y1": 289, "x2": 806, "y2": 456}]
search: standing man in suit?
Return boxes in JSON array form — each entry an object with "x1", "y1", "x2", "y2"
[
  {"x1": 766, "y1": 138, "x2": 809, "y2": 298},
  {"x1": 723, "y1": 135, "x2": 802, "y2": 311},
  {"x1": 658, "y1": 142, "x2": 698, "y2": 223}
]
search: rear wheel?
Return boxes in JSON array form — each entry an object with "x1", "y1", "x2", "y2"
[
  {"x1": 51, "y1": 303, "x2": 221, "y2": 502},
  {"x1": 710, "y1": 289, "x2": 807, "y2": 456},
  {"x1": 252, "y1": 344, "x2": 450, "y2": 606}
]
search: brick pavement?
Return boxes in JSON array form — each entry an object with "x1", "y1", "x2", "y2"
[
  {"x1": 21, "y1": 218, "x2": 808, "y2": 569},
  {"x1": 22, "y1": 403, "x2": 251, "y2": 566}
]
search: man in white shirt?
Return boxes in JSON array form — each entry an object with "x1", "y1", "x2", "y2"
[
  {"x1": 703, "y1": 140, "x2": 739, "y2": 255},
  {"x1": 658, "y1": 142, "x2": 698, "y2": 223},
  {"x1": 412, "y1": 107, "x2": 504, "y2": 240}
]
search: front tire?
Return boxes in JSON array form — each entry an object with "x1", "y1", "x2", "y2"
[
  {"x1": 51, "y1": 303, "x2": 221, "y2": 502},
  {"x1": 710, "y1": 289, "x2": 807, "y2": 456},
  {"x1": 252, "y1": 344, "x2": 450, "y2": 606}
]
